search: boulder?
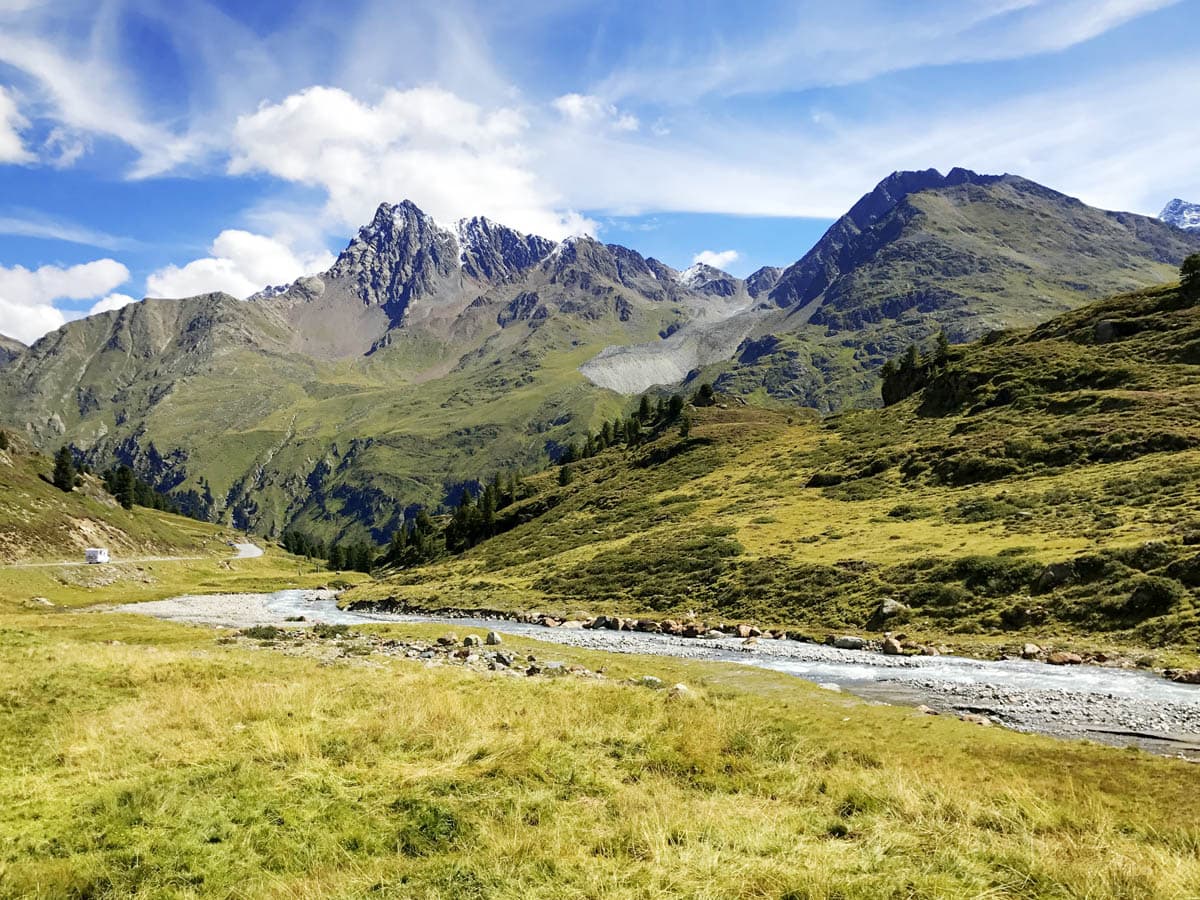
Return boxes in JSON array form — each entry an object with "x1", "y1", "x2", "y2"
[
  {"x1": 1020, "y1": 643, "x2": 1041, "y2": 660},
  {"x1": 833, "y1": 635, "x2": 868, "y2": 651},
  {"x1": 1168, "y1": 669, "x2": 1200, "y2": 685},
  {"x1": 682, "y1": 623, "x2": 704, "y2": 638},
  {"x1": 559, "y1": 620, "x2": 585, "y2": 629},
  {"x1": 436, "y1": 633, "x2": 459, "y2": 646},
  {"x1": 666, "y1": 683, "x2": 696, "y2": 701},
  {"x1": 1033, "y1": 562, "x2": 1075, "y2": 594},
  {"x1": 959, "y1": 713, "x2": 992, "y2": 727},
  {"x1": 867, "y1": 598, "x2": 911, "y2": 630},
  {"x1": 635, "y1": 619, "x2": 661, "y2": 633},
  {"x1": 1046, "y1": 651, "x2": 1083, "y2": 666},
  {"x1": 541, "y1": 617, "x2": 562, "y2": 628},
  {"x1": 736, "y1": 624, "x2": 753, "y2": 639},
  {"x1": 637, "y1": 675, "x2": 665, "y2": 689},
  {"x1": 493, "y1": 651, "x2": 515, "y2": 667},
  {"x1": 485, "y1": 631, "x2": 503, "y2": 646},
  {"x1": 881, "y1": 637, "x2": 904, "y2": 656},
  {"x1": 462, "y1": 634, "x2": 481, "y2": 647},
  {"x1": 593, "y1": 615, "x2": 620, "y2": 630},
  {"x1": 916, "y1": 705, "x2": 939, "y2": 716}
]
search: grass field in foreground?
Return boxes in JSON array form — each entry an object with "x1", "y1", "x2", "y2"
[{"x1": 1, "y1": 598, "x2": 1198, "y2": 899}]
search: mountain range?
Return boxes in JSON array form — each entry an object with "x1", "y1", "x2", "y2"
[{"x1": 1, "y1": 167, "x2": 1197, "y2": 541}]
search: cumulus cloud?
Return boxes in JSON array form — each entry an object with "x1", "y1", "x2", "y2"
[
  {"x1": 0, "y1": 85, "x2": 32, "y2": 163},
  {"x1": 0, "y1": 258, "x2": 129, "y2": 343},
  {"x1": 229, "y1": 85, "x2": 593, "y2": 240},
  {"x1": 87, "y1": 292, "x2": 138, "y2": 315},
  {"x1": 552, "y1": 93, "x2": 639, "y2": 132},
  {"x1": 146, "y1": 230, "x2": 334, "y2": 299},
  {"x1": 692, "y1": 249, "x2": 740, "y2": 270}
]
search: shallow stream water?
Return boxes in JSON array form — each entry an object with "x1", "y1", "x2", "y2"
[{"x1": 119, "y1": 589, "x2": 1200, "y2": 757}]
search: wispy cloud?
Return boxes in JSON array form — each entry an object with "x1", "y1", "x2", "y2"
[
  {"x1": 593, "y1": 0, "x2": 1180, "y2": 103},
  {"x1": 0, "y1": 210, "x2": 136, "y2": 250},
  {"x1": 693, "y1": 249, "x2": 740, "y2": 270}
]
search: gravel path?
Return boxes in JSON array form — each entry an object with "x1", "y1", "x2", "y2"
[{"x1": 111, "y1": 589, "x2": 1200, "y2": 758}]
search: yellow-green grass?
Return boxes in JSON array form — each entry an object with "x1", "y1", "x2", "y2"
[
  {"x1": 0, "y1": 544, "x2": 368, "y2": 612},
  {"x1": 2, "y1": 606, "x2": 1199, "y2": 899}
]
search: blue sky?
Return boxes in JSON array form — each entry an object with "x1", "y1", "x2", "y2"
[{"x1": 0, "y1": 0, "x2": 1197, "y2": 343}]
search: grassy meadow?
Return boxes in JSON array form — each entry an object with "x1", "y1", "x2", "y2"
[{"x1": 2, "y1": 599, "x2": 1199, "y2": 899}]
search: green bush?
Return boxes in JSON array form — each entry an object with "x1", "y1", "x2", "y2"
[
  {"x1": 1124, "y1": 576, "x2": 1185, "y2": 618},
  {"x1": 240, "y1": 625, "x2": 284, "y2": 641}
]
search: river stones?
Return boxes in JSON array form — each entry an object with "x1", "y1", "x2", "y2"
[
  {"x1": 1046, "y1": 651, "x2": 1083, "y2": 665},
  {"x1": 1021, "y1": 643, "x2": 1042, "y2": 659},
  {"x1": 832, "y1": 635, "x2": 868, "y2": 651},
  {"x1": 882, "y1": 637, "x2": 904, "y2": 655}
]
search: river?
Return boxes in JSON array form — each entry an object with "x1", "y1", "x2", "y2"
[{"x1": 115, "y1": 588, "x2": 1200, "y2": 757}]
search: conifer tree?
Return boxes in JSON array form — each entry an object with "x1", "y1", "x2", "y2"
[{"x1": 52, "y1": 445, "x2": 75, "y2": 492}]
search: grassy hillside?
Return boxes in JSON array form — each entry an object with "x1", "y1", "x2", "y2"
[
  {"x1": 352, "y1": 280, "x2": 1200, "y2": 659},
  {"x1": 0, "y1": 433, "x2": 233, "y2": 564},
  {"x1": 708, "y1": 172, "x2": 1200, "y2": 410}
]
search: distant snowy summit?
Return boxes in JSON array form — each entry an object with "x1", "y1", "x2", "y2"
[{"x1": 1160, "y1": 199, "x2": 1200, "y2": 230}]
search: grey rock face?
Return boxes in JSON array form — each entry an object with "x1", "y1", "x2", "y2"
[
  {"x1": 327, "y1": 200, "x2": 461, "y2": 324},
  {"x1": 456, "y1": 216, "x2": 555, "y2": 281},
  {"x1": 0, "y1": 333, "x2": 25, "y2": 368}
]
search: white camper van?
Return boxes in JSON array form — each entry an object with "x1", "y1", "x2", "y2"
[{"x1": 85, "y1": 548, "x2": 109, "y2": 564}]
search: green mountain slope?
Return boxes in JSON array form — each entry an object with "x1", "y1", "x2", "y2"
[
  {"x1": 4, "y1": 173, "x2": 1196, "y2": 544},
  {"x1": 0, "y1": 431, "x2": 229, "y2": 562},
  {"x1": 352, "y1": 278, "x2": 1200, "y2": 654},
  {"x1": 700, "y1": 169, "x2": 1200, "y2": 408}
]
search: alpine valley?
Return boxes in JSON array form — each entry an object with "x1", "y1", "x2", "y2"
[{"x1": 2, "y1": 167, "x2": 1198, "y2": 546}]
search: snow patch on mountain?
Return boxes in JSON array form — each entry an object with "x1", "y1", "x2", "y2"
[{"x1": 1160, "y1": 199, "x2": 1200, "y2": 231}]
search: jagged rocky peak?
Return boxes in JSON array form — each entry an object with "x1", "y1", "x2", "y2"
[
  {"x1": 455, "y1": 215, "x2": 556, "y2": 281},
  {"x1": 325, "y1": 200, "x2": 459, "y2": 319},
  {"x1": 745, "y1": 266, "x2": 782, "y2": 298},
  {"x1": 678, "y1": 262, "x2": 738, "y2": 297},
  {"x1": 1161, "y1": 199, "x2": 1200, "y2": 231}
]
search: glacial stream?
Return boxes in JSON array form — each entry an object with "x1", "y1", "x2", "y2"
[{"x1": 117, "y1": 589, "x2": 1200, "y2": 757}]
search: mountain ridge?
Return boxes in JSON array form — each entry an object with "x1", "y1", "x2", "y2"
[{"x1": 4, "y1": 167, "x2": 1198, "y2": 541}]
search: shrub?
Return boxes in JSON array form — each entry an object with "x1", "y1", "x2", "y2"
[
  {"x1": 240, "y1": 625, "x2": 284, "y2": 641},
  {"x1": 312, "y1": 623, "x2": 351, "y2": 639},
  {"x1": 1124, "y1": 576, "x2": 1185, "y2": 617}
]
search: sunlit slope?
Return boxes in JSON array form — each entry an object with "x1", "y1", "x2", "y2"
[
  {"x1": 355, "y1": 281, "x2": 1200, "y2": 649},
  {"x1": 0, "y1": 435, "x2": 231, "y2": 563}
]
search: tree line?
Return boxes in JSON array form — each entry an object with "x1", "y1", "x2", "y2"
[{"x1": 50, "y1": 445, "x2": 178, "y2": 513}]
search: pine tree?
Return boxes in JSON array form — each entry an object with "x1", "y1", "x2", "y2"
[
  {"x1": 668, "y1": 394, "x2": 685, "y2": 419},
  {"x1": 113, "y1": 465, "x2": 135, "y2": 509},
  {"x1": 656, "y1": 397, "x2": 668, "y2": 421},
  {"x1": 1182, "y1": 253, "x2": 1200, "y2": 299},
  {"x1": 558, "y1": 465, "x2": 574, "y2": 486},
  {"x1": 679, "y1": 415, "x2": 692, "y2": 438},
  {"x1": 693, "y1": 383, "x2": 715, "y2": 407},
  {"x1": 934, "y1": 331, "x2": 950, "y2": 363},
  {"x1": 328, "y1": 544, "x2": 344, "y2": 570},
  {"x1": 52, "y1": 446, "x2": 75, "y2": 492},
  {"x1": 637, "y1": 394, "x2": 652, "y2": 422},
  {"x1": 0, "y1": 430, "x2": 8, "y2": 451}
]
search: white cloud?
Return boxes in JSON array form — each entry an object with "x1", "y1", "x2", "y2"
[
  {"x1": 146, "y1": 230, "x2": 334, "y2": 299},
  {"x1": 88, "y1": 292, "x2": 138, "y2": 315},
  {"x1": 692, "y1": 249, "x2": 740, "y2": 270},
  {"x1": 0, "y1": 258, "x2": 129, "y2": 343},
  {"x1": 229, "y1": 85, "x2": 592, "y2": 240},
  {"x1": 552, "y1": 93, "x2": 639, "y2": 132},
  {"x1": 0, "y1": 85, "x2": 32, "y2": 163}
]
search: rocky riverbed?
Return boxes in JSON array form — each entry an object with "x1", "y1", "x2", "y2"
[{"x1": 109, "y1": 589, "x2": 1200, "y2": 758}]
